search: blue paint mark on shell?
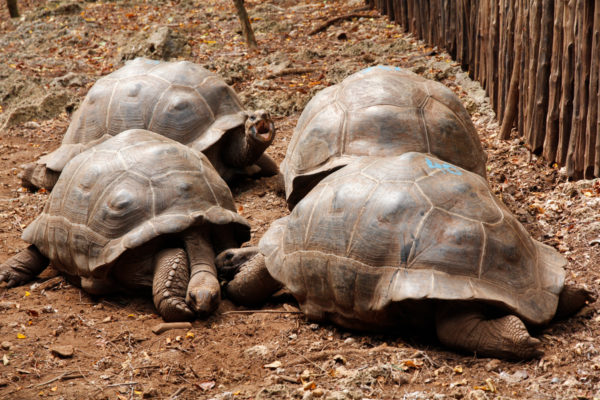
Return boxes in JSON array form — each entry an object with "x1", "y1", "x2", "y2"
[
  {"x1": 425, "y1": 158, "x2": 463, "y2": 175},
  {"x1": 360, "y1": 65, "x2": 403, "y2": 74}
]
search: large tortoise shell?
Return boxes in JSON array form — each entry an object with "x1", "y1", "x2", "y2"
[
  {"x1": 23, "y1": 129, "x2": 250, "y2": 280},
  {"x1": 261, "y1": 153, "x2": 565, "y2": 327},
  {"x1": 38, "y1": 58, "x2": 247, "y2": 173},
  {"x1": 281, "y1": 66, "x2": 487, "y2": 208}
]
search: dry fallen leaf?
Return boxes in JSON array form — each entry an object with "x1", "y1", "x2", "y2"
[
  {"x1": 198, "y1": 381, "x2": 215, "y2": 391},
  {"x1": 264, "y1": 361, "x2": 282, "y2": 369}
]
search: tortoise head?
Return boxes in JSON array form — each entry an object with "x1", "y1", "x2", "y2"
[{"x1": 245, "y1": 110, "x2": 275, "y2": 145}]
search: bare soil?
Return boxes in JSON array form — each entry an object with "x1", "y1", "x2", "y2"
[{"x1": 1, "y1": 1, "x2": 599, "y2": 399}]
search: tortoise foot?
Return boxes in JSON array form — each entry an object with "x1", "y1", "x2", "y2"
[
  {"x1": 0, "y1": 245, "x2": 48, "y2": 287},
  {"x1": 186, "y1": 270, "x2": 220, "y2": 317},
  {"x1": 153, "y1": 248, "x2": 194, "y2": 322},
  {"x1": 436, "y1": 306, "x2": 543, "y2": 360}
]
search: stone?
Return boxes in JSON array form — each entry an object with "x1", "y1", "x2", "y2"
[{"x1": 50, "y1": 345, "x2": 74, "y2": 358}]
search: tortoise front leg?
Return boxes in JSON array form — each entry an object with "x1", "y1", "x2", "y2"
[
  {"x1": 253, "y1": 153, "x2": 279, "y2": 177},
  {"x1": 435, "y1": 303, "x2": 543, "y2": 360},
  {"x1": 0, "y1": 245, "x2": 49, "y2": 287},
  {"x1": 183, "y1": 228, "x2": 220, "y2": 317},
  {"x1": 153, "y1": 248, "x2": 194, "y2": 322}
]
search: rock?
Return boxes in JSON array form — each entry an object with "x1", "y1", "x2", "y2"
[
  {"x1": 485, "y1": 358, "x2": 500, "y2": 372},
  {"x1": 466, "y1": 390, "x2": 488, "y2": 400},
  {"x1": 2, "y1": 90, "x2": 71, "y2": 128},
  {"x1": 142, "y1": 387, "x2": 159, "y2": 399},
  {"x1": 0, "y1": 302, "x2": 18, "y2": 310},
  {"x1": 562, "y1": 377, "x2": 579, "y2": 387},
  {"x1": 498, "y1": 370, "x2": 529, "y2": 384},
  {"x1": 23, "y1": 121, "x2": 40, "y2": 129},
  {"x1": 50, "y1": 345, "x2": 74, "y2": 358},
  {"x1": 51, "y1": 72, "x2": 86, "y2": 88},
  {"x1": 324, "y1": 391, "x2": 346, "y2": 400},
  {"x1": 245, "y1": 345, "x2": 269, "y2": 358},
  {"x1": 1, "y1": 342, "x2": 12, "y2": 350},
  {"x1": 120, "y1": 26, "x2": 190, "y2": 61},
  {"x1": 256, "y1": 384, "x2": 289, "y2": 399},
  {"x1": 343, "y1": 337, "x2": 355, "y2": 345}
]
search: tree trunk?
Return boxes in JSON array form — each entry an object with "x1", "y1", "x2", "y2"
[
  {"x1": 232, "y1": 0, "x2": 257, "y2": 49},
  {"x1": 7, "y1": 0, "x2": 19, "y2": 18}
]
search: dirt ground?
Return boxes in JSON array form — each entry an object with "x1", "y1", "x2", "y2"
[{"x1": 1, "y1": 0, "x2": 600, "y2": 399}]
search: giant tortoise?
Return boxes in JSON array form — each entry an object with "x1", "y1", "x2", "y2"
[
  {"x1": 20, "y1": 58, "x2": 277, "y2": 190},
  {"x1": 217, "y1": 153, "x2": 593, "y2": 359},
  {"x1": 2, "y1": 129, "x2": 250, "y2": 321},
  {"x1": 281, "y1": 65, "x2": 487, "y2": 209}
]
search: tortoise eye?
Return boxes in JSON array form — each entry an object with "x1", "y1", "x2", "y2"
[{"x1": 225, "y1": 252, "x2": 234, "y2": 261}]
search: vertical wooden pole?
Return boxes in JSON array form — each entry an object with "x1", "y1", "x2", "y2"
[
  {"x1": 557, "y1": 0, "x2": 575, "y2": 166},
  {"x1": 543, "y1": 0, "x2": 565, "y2": 164},
  {"x1": 233, "y1": 0, "x2": 258, "y2": 50},
  {"x1": 567, "y1": 0, "x2": 593, "y2": 178},
  {"x1": 528, "y1": 0, "x2": 554, "y2": 153},
  {"x1": 500, "y1": 2, "x2": 523, "y2": 140},
  {"x1": 7, "y1": 0, "x2": 19, "y2": 18}
]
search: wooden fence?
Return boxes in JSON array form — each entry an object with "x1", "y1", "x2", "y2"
[{"x1": 368, "y1": 0, "x2": 600, "y2": 179}]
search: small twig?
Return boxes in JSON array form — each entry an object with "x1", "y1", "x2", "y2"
[
  {"x1": 277, "y1": 375, "x2": 300, "y2": 384},
  {"x1": 168, "y1": 386, "x2": 187, "y2": 399},
  {"x1": 132, "y1": 364, "x2": 161, "y2": 370},
  {"x1": 266, "y1": 67, "x2": 317, "y2": 79},
  {"x1": 151, "y1": 322, "x2": 192, "y2": 335},
  {"x1": 221, "y1": 309, "x2": 303, "y2": 315},
  {"x1": 309, "y1": 13, "x2": 376, "y2": 35},
  {"x1": 106, "y1": 381, "x2": 138, "y2": 388},
  {"x1": 31, "y1": 371, "x2": 84, "y2": 388},
  {"x1": 288, "y1": 349, "x2": 327, "y2": 373}
]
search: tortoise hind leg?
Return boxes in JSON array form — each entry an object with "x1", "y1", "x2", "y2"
[
  {"x1": 153, "y1": 248, "x2": 194, "y2": 322},
  {"x1": 554, "y1": 284, "x2": 595, "y2": 319},
  {"x1": 435, "y1": 303, "x2": 542, "y2": 360},
  {"x1": 0, "y1": 245, "x2": 49, "y2": 287}
]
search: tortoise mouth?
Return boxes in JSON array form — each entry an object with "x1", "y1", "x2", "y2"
[{"x1": 251, "y1": 119, "x2": 275, "y2": 143}]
